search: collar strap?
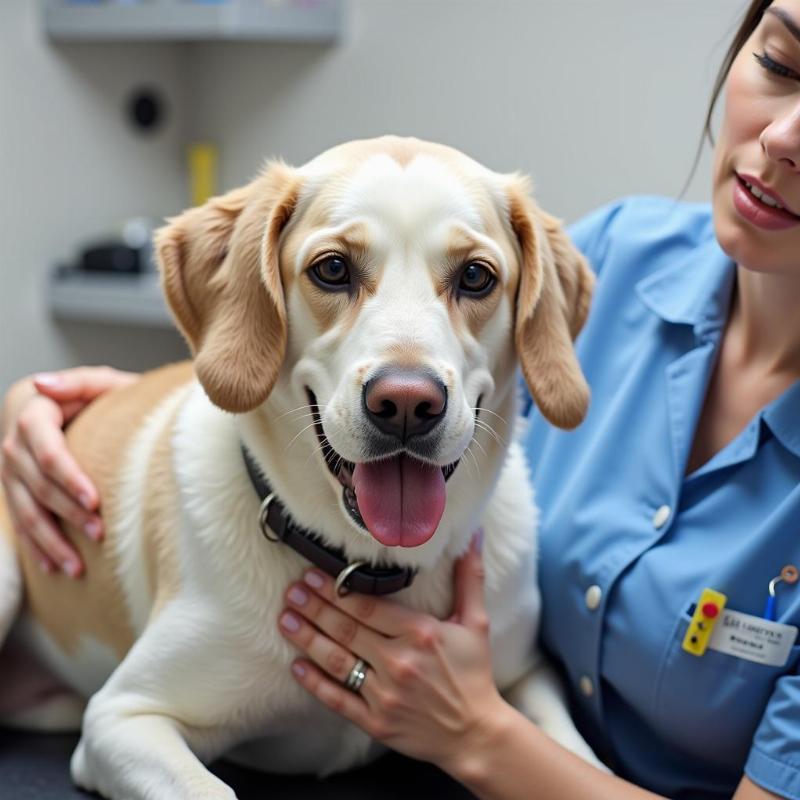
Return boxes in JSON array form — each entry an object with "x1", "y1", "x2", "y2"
[{"x1": 242, "y1": 446, "x2": 416, "y2": 596}]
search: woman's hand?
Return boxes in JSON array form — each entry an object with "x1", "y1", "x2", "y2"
[
  {"x1": 277, "y1": 534, "x2": 513, "y2": 776},
  {"x1": 0, "y1": 366, "x2": 138, "y2": 576}
]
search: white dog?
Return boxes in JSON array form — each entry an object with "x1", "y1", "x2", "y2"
[{"x1": 0, "y1": 136, "x2": 601, "y2": 798}]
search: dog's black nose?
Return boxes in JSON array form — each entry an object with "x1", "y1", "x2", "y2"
[{"x1": 363, "y1": 370, "x2": 447, "y2": 441}]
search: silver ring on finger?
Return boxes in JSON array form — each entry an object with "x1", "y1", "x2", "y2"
[{"x1": 344, "y1": 658, "x2": 368, "y2": 693}]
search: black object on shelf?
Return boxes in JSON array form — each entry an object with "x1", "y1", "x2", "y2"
[{"x1": 80, "y1": 242, "x2": 141, "y2": 274}]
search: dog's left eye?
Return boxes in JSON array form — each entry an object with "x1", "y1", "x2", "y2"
[
  {"x1": 311, "y1": 256, "x2": 351, "y2": 289},
  {"x1": 458, "y1": 262, "x2": 495, "y2": 297}
]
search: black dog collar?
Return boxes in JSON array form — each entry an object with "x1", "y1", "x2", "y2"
[{"x1": 242, "y1": 446, "x2": 416, "y2": 596}]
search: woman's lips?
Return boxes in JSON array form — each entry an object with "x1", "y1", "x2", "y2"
[{"x1": 732, "y1": 174, "x2": 800, "y2": 231}]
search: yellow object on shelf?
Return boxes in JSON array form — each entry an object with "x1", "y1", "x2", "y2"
[
  {"x1": 682, "y1": 588, "x2": 728, "y2": 657},
  {"x1": 188, "y1": 142, "x2": 218, "y2": 207}
]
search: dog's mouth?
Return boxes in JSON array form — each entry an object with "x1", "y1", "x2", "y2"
[{"x1": 306, "y1": 390, "x2": 459, "y2": 548}]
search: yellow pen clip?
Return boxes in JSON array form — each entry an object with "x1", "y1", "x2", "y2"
[{"x1": 681, "y1": 588, "x2": 727, "y2": 657}]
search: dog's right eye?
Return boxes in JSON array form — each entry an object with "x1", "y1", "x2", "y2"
[{"x1": 310, "y1": 256, "x2": 351, "y2": 290}]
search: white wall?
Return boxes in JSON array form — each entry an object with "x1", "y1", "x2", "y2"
[
  {"x1": 186, "y1": 0, "x2": 742, "y2": 215},
  {"x1": 0, "y1": 0, "x2": 191, "y2": 395},
  {"x1": 1, "y1": 0, "x2": 746, "y2": 396}
]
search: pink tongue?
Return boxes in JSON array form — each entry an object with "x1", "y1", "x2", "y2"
[{"x1": 352, "y1": 455, "x2": 446, "y2": 547}]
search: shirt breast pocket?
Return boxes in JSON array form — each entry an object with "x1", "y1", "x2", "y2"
[{"x1": 651, "y1": 610, "x2": 800, "y2": 767}]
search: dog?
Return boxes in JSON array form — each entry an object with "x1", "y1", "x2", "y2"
[{"x1": 0, "y1": 136, "x2": 601, "y2": 798}]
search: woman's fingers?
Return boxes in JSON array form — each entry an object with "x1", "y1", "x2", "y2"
[
  {"x1": 16, "y1": 395, "x2": 98, "y2": 512},
  {"x1": 3, "y1": 478, "x2": 83, "y2": 577},
  {"x1": 34, "y1": 367, "x2": 137, "y2": 410},
  {"x1": 298, "y1": 569, "x2": 419, "y2": 637},
  {"x1": 280, "y1": 585, "x2": 383, "y2": 684},
  {"x1": 14, "y1": 446, "x2": 101, "y2": 540},
  {"x1": 290, "y1": 659, "x2": 377, "y2": 735},
  {"x1": 451, "y1": 531, "x2": 490, "y2": 633},
  {"x1": 8, "y1": 504, "x2": 58, "y2": 574}
]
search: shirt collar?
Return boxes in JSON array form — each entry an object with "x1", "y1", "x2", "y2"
[
  {"x1": 635, "y1": 234, "x2": 736, "y2": 338},
  {"x1": 635, "y1": 233, "x2": 800, "y2": 460},
  {"x1": 762, "y1": 379, "x2": 800, "y2": 459}
]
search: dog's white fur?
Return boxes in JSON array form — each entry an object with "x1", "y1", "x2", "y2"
[{"x1": 0, "y1": 136, "x2": 602, "y2": 798}]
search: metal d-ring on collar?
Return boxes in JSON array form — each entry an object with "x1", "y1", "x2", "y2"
[
  {"x1": 334, "y1": 560, "x2": 368, "y2": 597},
  {"x1": 259, "y1": 493, "x2": 281, "y2": 542},
  {"x1": 243, "y1": 446, "x2": 417, "y2": 597},
  {"x1": 262, "y1": 490, "x2": 372, "y2": 597}
]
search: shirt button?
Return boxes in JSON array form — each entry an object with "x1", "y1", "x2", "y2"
[
  {"x1": 585, "y1": 585, "x2": 602, "y2": 610},
  {"x1": 579, "y1": 676, "x2": 594, "y2": 697},
  {"x1": 652, "y1": 504, "x2": 671, "y2": 529}
]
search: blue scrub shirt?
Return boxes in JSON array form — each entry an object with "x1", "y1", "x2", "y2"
[{"x1": 523, "y1": 196, "x2": 800, "y2": 799}]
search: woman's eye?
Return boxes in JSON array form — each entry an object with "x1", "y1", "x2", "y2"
[
  {"x1": 458, "y1": 262, "x2": 495, "y2": 297},
  {"x1": 754, "y1": 51, "x2": 800, "y2": 80},
  {"x1": 311, "y1": 256, "x2": 350, "y2": 289}
]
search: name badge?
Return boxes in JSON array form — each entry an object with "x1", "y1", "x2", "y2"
[{"x1": 707, "y1": 609, "x2": 798, "y2": 667}]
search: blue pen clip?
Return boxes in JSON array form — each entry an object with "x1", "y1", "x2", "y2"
[{"x1": 763, "y1": 565, "x2": 799, "y2": 621}]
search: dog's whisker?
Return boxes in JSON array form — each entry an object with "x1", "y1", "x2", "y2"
[
  {"x1": 275, "y1": 404, "x2": 315, "y2": 421},
  {"x1": 474, "y1": 419, "x2": 505, "y2": 447},
  {"x1": 458, "y1": 450, "x2": 475, "y2": 480},
  {"x1": 284, "y1": 422, "x2": 320, "y2": 454},
  {"x1": 302, "y1": 441, "x2": 328, "y2": 470},
  {"x1": 473, "y1": 407, "x2": 508, "y2": 426},
  {"x1": 473, "y1": 417, "x2": 498, "y2": 436},
  {"x1": 470, "y1": 436, "x2": 489, "y2": 459},
  {"x1": 462, "y1": 444, "x2": 481, "y2": 480},
  {"x1": 278, "y1": 412, "x2": 318, "y2": 428}
]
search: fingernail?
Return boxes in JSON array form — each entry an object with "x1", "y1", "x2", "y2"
[
  {"x1": 39, "y1": 560, "x2": 52, "y2": 574},
  {"x1": 84, "y1": 519, "x2": 102, "y2": 541},
  {"x1": 280, "y1": 611, "x2": 300, "y2": 632},
  {"x1": 288, "y1": 586, "x2": 308, "y2": 606},
  {"x1": 77, "y1": 492, "x2": 93, "y2": 511},
  {"x1": 63, "y1": 560, "x2": 81, "y2": 578},
  {"x1": 471, "y1": 528, "x2": 484, "y2": 554},
  {"x1": 34, "y1": 373, "x2": 62, "y2": 387},
  {"x1": 291, "y1": 662, "x2": 307, "y2": 678},
  {"x1": 304, "y1": 570, "x2": 325, "y2": 589}
]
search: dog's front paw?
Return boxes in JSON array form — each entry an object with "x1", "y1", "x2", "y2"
[
  {"x1": 71, "y1": 739, "x2": 101, "y2": 796},
  {"x1": 71, "y1": 735, "x2": 238, "y2": 800}
]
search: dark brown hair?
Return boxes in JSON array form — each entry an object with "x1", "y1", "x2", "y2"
[
  {"x1": 682, "y1": 1, "x2": 773, "y2": 194},
  {"x1": 704, "y1": 0, "x2": 774, "y2": 146}
]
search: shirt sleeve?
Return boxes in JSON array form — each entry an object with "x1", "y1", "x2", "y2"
[
  {"x1": 745, "y1": 670, "x2": 800, "y2": 799},
  {"x1": 566, "y1": 197, "x2": 629, "y2": 276}
]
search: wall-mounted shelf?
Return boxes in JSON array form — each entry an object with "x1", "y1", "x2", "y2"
[
  {"x1": 43, "y1": 0, "x2": 344, "y2": 43},
  {"x1": 48, "y1": 269, "x2": 176, "y2": 328}
]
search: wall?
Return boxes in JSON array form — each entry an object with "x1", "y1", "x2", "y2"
[
  {"x1": 187, "y1": 0, "x2": 741, "y2": 215},
  {"x1": 0, "y1": 0, "x2": 190, "y2": 395},
  {"x1": 0, "y1": 0, "x2": 746, "y2": 396}
]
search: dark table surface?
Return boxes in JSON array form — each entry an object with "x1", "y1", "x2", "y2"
[{"x1": 0, "y1": 729, "x2": 476, "y2": 800}]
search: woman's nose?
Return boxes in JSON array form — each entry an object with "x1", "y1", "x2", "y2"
[{"x1": 760, "y1": 104, "x2": 800, "y2": 171}]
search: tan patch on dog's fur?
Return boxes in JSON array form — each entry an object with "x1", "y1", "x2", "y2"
[
  {"x1": 307, "y1": 135, "x2": 487, "y2": 179},
  {"x1": 13, "y1": 362, "x2": 193, "y2": 658},
  {"x1": 141, "y1": 400, "x2": 183, "y2": 617},
  {"x1": 443, "y1": 226, "x2": 504, "y2": 340},
  {"x1": 157, "y1": 165, "x2": 303, "y2": 415},
  {"x1": 288, "y1": 219, "x2": 376, "y2": 336}
]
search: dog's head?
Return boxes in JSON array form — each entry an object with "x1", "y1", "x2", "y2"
[{"x1": 156, "y1": 136, "x2": 592, "y2": 550}]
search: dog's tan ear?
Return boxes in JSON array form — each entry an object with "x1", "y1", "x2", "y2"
[
  {"x1": 507, "y1": 176, "x2": 594, "y2": 429},
  {"x1": 155, "y1": 161, "x2": 302, "y2": 413}
]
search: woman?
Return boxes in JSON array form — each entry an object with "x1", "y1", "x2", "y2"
[{"x1": 3, "y1": 1, "x2": 800, "y2": 796}]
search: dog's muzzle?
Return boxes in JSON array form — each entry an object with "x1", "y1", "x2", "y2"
[{"x1": 307, "y1": 387, "x2": 459, "y2": 548}]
